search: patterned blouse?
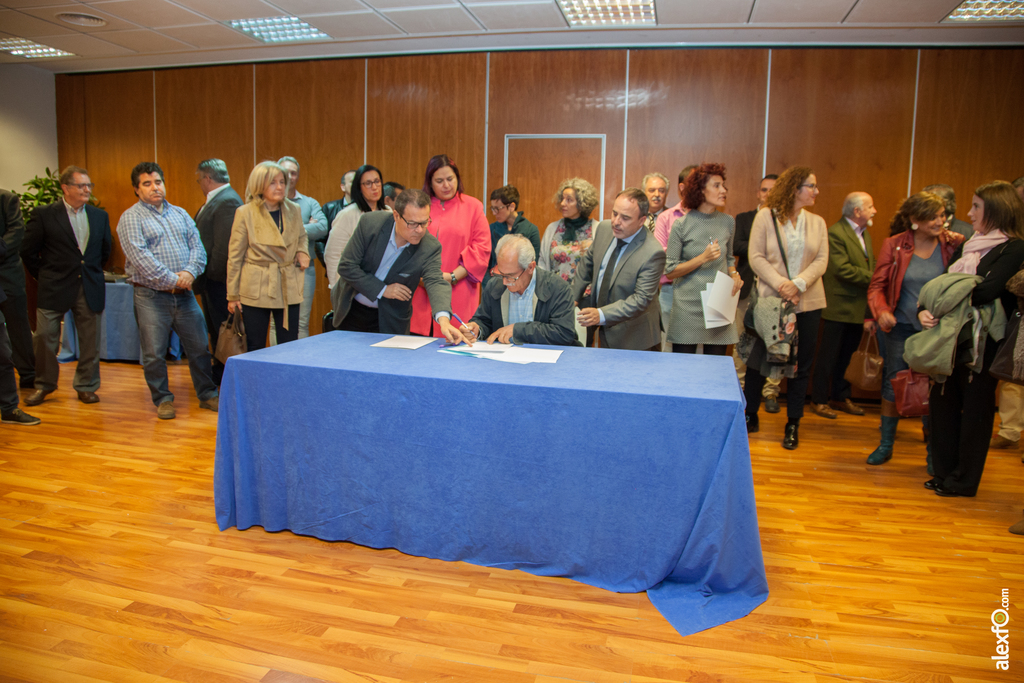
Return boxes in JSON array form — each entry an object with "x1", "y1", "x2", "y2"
[{"x1": 538, "y1": 218, "x2": 598, "y2": 283}]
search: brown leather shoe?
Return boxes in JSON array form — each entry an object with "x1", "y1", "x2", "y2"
[
  {"x1": 77, "y1": 391, "x2": 100, "y2": 404},
  {"x1": 811, "y1": 402, "x2": 837, "y2": 419},
  {"x1": 23, "y1": 389, "x2": 52, "y2": 407},
  {"x1": 990, "y1": 434, "x2": 1018, "y2": 449},
  {"x1": 830, "y1": 398, "x2": 865, "y2": 416}
]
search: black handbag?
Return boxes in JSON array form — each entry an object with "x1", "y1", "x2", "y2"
[{"x1": 990, "y1": 310, "x2": 1024, "y2": 385}]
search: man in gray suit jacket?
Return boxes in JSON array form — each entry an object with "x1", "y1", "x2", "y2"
[
  {"x1": 331, "y1": 189, "x2": 469, "y2": 345},
  {"x1": 571, "y1": 188, "x2": 666, "y2": 351},
  {"x1": 467, "y1": 234, "x2": 580, "y2": 346}
]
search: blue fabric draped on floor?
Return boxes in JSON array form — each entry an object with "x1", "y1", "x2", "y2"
[{"x1": 214, "y1": 331, "x2": 768, "y2": 637}]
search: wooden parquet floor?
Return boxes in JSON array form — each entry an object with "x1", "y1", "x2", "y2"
[{"x1": 1, "y1": 360, "x2": 1022, "y2": 682}]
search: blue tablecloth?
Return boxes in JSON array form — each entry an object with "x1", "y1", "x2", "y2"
[
  {"x1": 59, "y1": 281, "x2": 181, "y2": 362},
  {"x1": 214, "y1": 332, "x2": 768, "y2": 637}
]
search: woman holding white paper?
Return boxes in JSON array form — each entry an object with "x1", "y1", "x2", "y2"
[{"x1": 665, "y1": 162, "x2": 742, "y2": 355}]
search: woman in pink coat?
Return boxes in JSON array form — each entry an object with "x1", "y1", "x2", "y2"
[{"x1": 410, "y1": 154, "x2": 490, "y2": 336}]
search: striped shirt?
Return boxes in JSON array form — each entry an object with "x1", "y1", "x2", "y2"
[{"x1": 117, "y1": 200, "x2": 206, "y2": 291}]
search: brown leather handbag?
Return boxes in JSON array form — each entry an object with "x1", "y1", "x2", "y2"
[
  {"x1": 844, "y1": 330, "x2": 883, "y2": 392},
  {"x1": 215, "y1": 312, "x2": 247, "y2": 364},
  {"x1": 891, "y1": 369, "x2": 930, "y2": 417}
]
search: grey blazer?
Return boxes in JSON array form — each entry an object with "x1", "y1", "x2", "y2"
[
  {"x1": 570, "y1": 222, "x2": 666, "y2": 350},
  {"x1": 194, "y1": 185, "x2": 243, "y2": 292},
  {"x1": 332, "y1": 211, "x2": 452, "y2": 334}
]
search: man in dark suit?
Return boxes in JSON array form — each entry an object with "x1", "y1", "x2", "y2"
[
  {"x1": 193, "y1": 159, "x2": 242, "y2": 386},
  {"x1": 811, "y1": 191, "x2": 877, "y2": 418},
  {"x1": 572, "y1": 188, "x2": 666, "y2": 351},
  {"x1": 467, "y1": 234, "x2": 579, "y2": 346},
  {"x1": 319, "y1": 170, "x2": 356, "y2": 268},
  {"x1": 733, "y1": 174, "x2": 781, "y2": 410},
  {"x1": 331, "y1": 188, "x2": 469, "y2": 344},
  {"x1": 21, "y1": 166, "x2": 112, "y2": 406},
  {"x1": 0, "y1": 235, "x2": 40, "y2": 425},
  {"x1": 0, "y1": 188, "x2": 35, "y2": 389}
]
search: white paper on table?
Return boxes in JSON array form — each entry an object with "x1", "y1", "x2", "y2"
[
  {"x1": 460, "y1": 342, "x2": 514, "y2": 354},
  {"x1": 501, "y1": 347, "x2": 563, "y2": 363},
  {"x1": 701, "y1": 290, "x2": 731, "y2": 329},
  {"x1": 372, "y1": 335, "x2": 435, "y2": 349}
]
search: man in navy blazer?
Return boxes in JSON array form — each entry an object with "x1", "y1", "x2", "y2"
[
  {"x1": 193, "y1": 159, "x2": 242, "y2": 385},
  {"x1": 21, "y1": 166, "x2": 112, "y2": 405}
]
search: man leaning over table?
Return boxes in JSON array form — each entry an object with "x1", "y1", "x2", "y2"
[
  {"x1": 571, "y1": 188, "x2": 666, "y2": 351},
  {"x1": 467, "y1": 234, "x2": 580, "y2": 346},
  {"x1": 117, "y1": 162, "x2": 218, "y2": 421},
  {"x1": 330, "y1": 188, "x2": 469, "y2": 345},
  {"x1": 21, "y1": 165, "x2": 112, "y2": 407}
]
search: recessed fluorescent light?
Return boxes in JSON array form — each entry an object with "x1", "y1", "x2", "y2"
[
  {"x1": 557, "y1": 0, "x2": 657, "y2": 28},
  {"x1": 227, "y1": 16, "x2": 331, "y2": 43},
  {"x1": 946, "y1": 0, "x2": 1024, "y2": 21},
  {"x1": 0, "y1": 38, "x2": 74, "y2": 58}
]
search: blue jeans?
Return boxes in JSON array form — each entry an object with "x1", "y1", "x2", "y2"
[
  {"x1": 298, "y1": 265, "x2": 317, "y2": 339},
  {"x1": 133, "y1": 287, "x2": 218, "y2": 406},
  {"x1": 880, "y1": 322, "x2": 917, "y2": 402}
]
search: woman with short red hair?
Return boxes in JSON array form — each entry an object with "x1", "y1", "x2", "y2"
[{"x1": 664, "y1": 162, "x2": 742, "y2": 355}]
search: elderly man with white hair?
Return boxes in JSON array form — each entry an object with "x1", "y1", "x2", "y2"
[{"x1": 466, "y1": 234, "x2": 580, "y2": 346}]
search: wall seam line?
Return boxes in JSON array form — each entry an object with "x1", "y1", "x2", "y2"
[
  {"x1": 622, "y1": 49, "x2": 629, "y2": 192},
  {"x1": 761, "y1": 49, "x2": 771, "y2": 178},
  {"x1": 907, "y1": 49, "x2": 921, "y2": 196}
]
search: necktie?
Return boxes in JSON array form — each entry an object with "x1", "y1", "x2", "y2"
[{"x1": 597, "y1": 238, "x2": 626, "y2": 307}]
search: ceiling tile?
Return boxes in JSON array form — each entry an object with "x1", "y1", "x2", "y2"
[
  {"x1": 302, "y1": 11, "x2": 404, "y2": 38},
  {"x1": 268, "y1": 0, "x2": 365, "y2": 13},
  {"x1": 2, "y1": 0, "x2": 89, "y2": 6},
  {"x1": 19, "y1": 3, "x2": 139, "y2": 32},
  {"x1": 465, "y1": 2, "x2": 566, "y2": 30},
  {"x1": 172, "y1": 0, "x2": 285, "y2": 22},
  {"x1": 0, "y1": 8, "x2": 75, "y2": 36},
  {"x1": 382, "y1": 6, "x2": 481, "y2": 32},
  {"x1": 159, "y1": 22, "x2": 262, "y2": 47},
  {"x1": 94, "y1": 27, "x2": 194, "y2": 52},
  {"x1": 87, "y1": 0, "x2": 208, "y2": 28},
  {"x1": 362, "y1": 0, "x2": 456, "y2": 9},
  {"x1": 35, "y1": 30, "x2": 136, "y2": 55},
  {"x1": 655, "y1": 0, "x2": 755, "y2": 24},
  {"x1": 845, "y1": 0, "x2": 962, "y2": 23},
  {"x1": 749, "y1": 0, "x2": 853, "y2": 24}
]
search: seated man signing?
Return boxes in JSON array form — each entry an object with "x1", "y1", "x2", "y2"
[
  {"x1": 331, "y1": 188, "x2": 469, "y2": 345},
  {"x1": 467, "y1": 234, "x2": 580, "y2": 346}
]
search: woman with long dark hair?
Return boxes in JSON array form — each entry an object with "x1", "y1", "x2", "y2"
[
  {"x1": 324, "y1": 164, "x2": 387, "y2": 290},
  {"x1": 410, "y1": 154, "x2": 490, "y2": 336},
  {"x1": 743, "y1": 166, "x2": 829, "y2": 450},
  {"x1": 920, "y1": 181, "x2": 1024, "y2": 497}
]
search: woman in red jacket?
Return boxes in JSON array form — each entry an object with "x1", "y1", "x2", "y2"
[
  {"x1": 410, "y1": 155, "x2": 490, "y2": 336},
  {"x1": 866, "y1": 192, "x2": 963, "y2": 467}
]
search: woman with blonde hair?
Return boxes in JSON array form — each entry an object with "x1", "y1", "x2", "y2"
[
  {"x1": 920, "y1": 181, "x2": 1024, "y2": 497},
  {"x1": 538, "y1": 177, "x2": 600, "y2": 283},
  {"x1": 743, "y1": 166, "x2": 829, "y2": 450},
  {"x1": 866, "y1": 192, "x2": 963, "y2": 467},
  {"x1": 226, "y1": 161, "x2": 310, "y2": 351}
]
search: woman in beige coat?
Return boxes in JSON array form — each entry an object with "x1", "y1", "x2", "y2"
[
  {"x1": 227, "y1": 161, "x2": 310, "y2": 351},
  {"x1": 742, "y1": 166, "x2": 828, "y2": 449}
]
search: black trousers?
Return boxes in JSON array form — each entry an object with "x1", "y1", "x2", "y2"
[
  {"x1": 0, "y1": 288, "x2": 35, "y2": 385},
  {"x1": 744, "y1": 309, "x2": 822, "y2": 422},
  {"x1": 929, "y1": 341, "x2": 999, "y2": 496},
  {"x1": 0, "y1": 306, "x2": 18, "y2": 414},
  {"x1": 241, "y1": 304, "x2": 300, "y2": 352},
  {"x1": 337, "y1": 300, "x2": 380, "y2": 334},
  {"x1": 811, "y1": 319, "x2": 863, "y2": 404},
  {"x1": 200, "y1": 280, "x2": 230, "y2": 385},
  {"x1": 673, "y1": 344, "x2": 729, "y2": 356}
]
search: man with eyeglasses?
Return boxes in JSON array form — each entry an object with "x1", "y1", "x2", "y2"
[
  {"x1": 331, "y1": 189, "x2": 469, "y2": 345},
  {"x1": 21, "y1": 165, "x2": 112, "y2": 406},
  {"x1": 466, "y1": 234, "x2": 579, "y2": 346},
  {"x1": 277, "y1": 156, "x2": 328, "y2": 339}
]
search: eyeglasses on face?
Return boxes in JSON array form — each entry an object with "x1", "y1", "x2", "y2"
[
  {"x1": 401, "y1": 216, "x2": 431, "y2": 230},
  {"x1": 493, "y1": 268, "x2": 526, "y2": 284},
  {"x1": 67, "y1": 183, "x2": 94, "y2": 191},
  {"x1": 799, "y1": 184, "x2": 818, "y2": 190},
  {"x1": 361, "y1": 178, "x2": 382, "y2": 188}
]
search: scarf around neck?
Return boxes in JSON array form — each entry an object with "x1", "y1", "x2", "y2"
[{"x1": 949, "y1": 229, "x2": 1008, "y2": 275}]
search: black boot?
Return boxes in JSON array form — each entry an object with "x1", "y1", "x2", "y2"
[{"x1": 782, "y1": 422, "x2": 799, "y2": 450}]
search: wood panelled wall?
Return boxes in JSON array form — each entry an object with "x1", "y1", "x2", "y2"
[{"x1": 55, "y1": 48, "x2": 1024, "y2": 332}]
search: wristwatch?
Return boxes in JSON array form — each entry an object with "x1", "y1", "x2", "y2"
[{"x1": 450, "y1": 272, "x2": 459, "y2": 285}]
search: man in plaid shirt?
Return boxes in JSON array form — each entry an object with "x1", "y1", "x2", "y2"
[{"x1": 117, "y1": 162, "x2": 218, "y2": 420}]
